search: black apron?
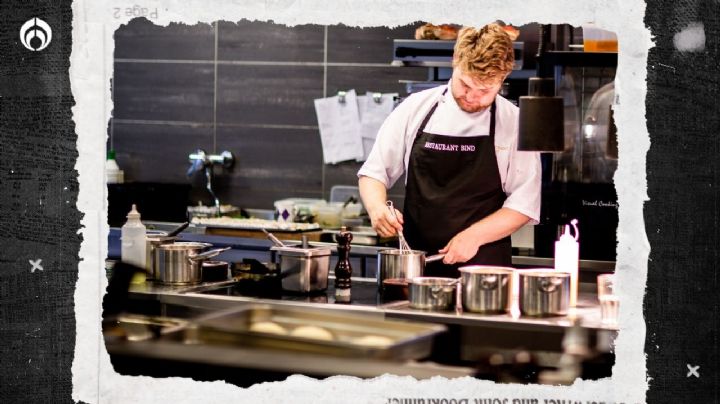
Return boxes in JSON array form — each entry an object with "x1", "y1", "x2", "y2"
[{"x1": 403, "y1": 88, "x2": 512, "y2": 278}]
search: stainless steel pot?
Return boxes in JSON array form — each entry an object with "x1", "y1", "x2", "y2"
[
  {"x1": 271, "y1": 244, "x2": 332, "y2": 293},
  {"x1": 377, "y1": 249, "x2": 445, "y2": 291},
  {"x1": 145, "y1": 234, "x2": 178, "y2": 280},
  {"x1": 459, "y1": 266, "x2": 514, "y2": 314},
  {"x1": 519, "y1": 270, "x2": 570, "y2": 317},
  {"x1": 155, "y1": 242, "x2": 230, "y2": 285},
  {"x1": 408, "y1": 277, "x2": 458, "y2": 310}
]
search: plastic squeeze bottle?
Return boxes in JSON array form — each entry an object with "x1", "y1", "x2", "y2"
[
  {"x1": 554, "y1": 219, "x2": 579, "y2": 307},
  {"x1": 121, "y1": 204, "x2": 147, "y2": 282}
]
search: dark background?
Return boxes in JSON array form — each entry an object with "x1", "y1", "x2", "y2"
[{"x1": 0, "y1": 1, "x2": 718, "y2": 403}]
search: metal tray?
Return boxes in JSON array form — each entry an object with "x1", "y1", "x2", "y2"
[{"x1": 163, "y1": 305, "x2": 446, "y2": 360}]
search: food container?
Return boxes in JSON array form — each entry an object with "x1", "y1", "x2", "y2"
[
  {"x1": 168, "y1": 305, "x2": 446, "y2": 360},
  {"x1": 201, "y1": 260, "x2": 230, "y2": 283},
  {"x1": 271, "y1": 244, "x2": 332, "y2": 292},
  {"x1": 408, "y1": 277, "x2": 458, "y2": 311},
  {"x1": 154, "y1": 242, "x2": 229, "y2": 285},
  {"x1": 459, "y1": 266, "x2": 514, "y2": 313},
  {"x1": 582, "y1": 25, "x2": 618, "y2": 52},
  {"x1": 315, "y1": 202, "x2": 344, "y2": 228},
  {"x1": 519, "y1": 270, "x2": 570, "y2": 317}
]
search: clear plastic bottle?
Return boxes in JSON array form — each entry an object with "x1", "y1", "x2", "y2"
[
  {"x1": 121, "y1": 204, "x2": 147, "y2": 282},
  {"x1": 554, "y1": 219, "x2": 579, "y2": 306},
  {"x1": 106, "y1": 150, "x2": 124, "y2": 184}
]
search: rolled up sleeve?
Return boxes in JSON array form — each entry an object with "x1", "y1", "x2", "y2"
[
  {"x1": 357, "y1": 100, "x2": 412, "y2": 188},
  {"x1": 502, "y1": 144, "x2": 542, "y2": 225}
]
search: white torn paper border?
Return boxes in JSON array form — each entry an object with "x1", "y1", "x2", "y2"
[{"x1": 71, "y1": 1, "x2": 652, "y2": 402}]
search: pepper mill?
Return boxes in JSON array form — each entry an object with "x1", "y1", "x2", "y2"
[{"x1": 334, "y1": 226, "x2": 353, "y2": 304}]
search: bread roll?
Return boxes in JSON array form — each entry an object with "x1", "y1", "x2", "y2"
[
  {"x1": 290, "y1": 325, "x2": 334, "y2": 341},
  {"x1": 249, "y1": 321, "x2": 287, "y2": 335}
]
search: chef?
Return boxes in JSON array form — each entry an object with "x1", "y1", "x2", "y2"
[{"x1": 358, "y1": 23, "x2": 541, "y2": 277}]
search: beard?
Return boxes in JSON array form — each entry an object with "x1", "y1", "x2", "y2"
[{"x1": 453, "y1": 96, "x2": 493, "y2": 113}]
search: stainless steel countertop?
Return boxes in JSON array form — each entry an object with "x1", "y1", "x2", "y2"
[{"x1": 128, "y1": 277, "x2": 617, "y2": 332}]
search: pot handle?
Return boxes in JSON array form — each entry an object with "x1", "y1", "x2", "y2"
[
  {"x1": 425, "y1": 253, "x2": 446, "y2": 263},
  {"x1": 188, "y1": 247, "x2": 231, "y2": 262},
  {"x1": 538, "y1": 277, "x2": 563, "y2": 293},
  {"x1": 480, "y1": 275, "x2": 498, "y2": 289}
]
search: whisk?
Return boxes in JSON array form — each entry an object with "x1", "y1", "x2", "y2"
[{"x1": 386, "y1": 200, "x2": 412, "y2": 253}]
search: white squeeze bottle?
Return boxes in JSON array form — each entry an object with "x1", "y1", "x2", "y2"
[
  {"x1": 554, "y1": 219, "x2": 579, "y2": 307},
  {"x1": 121, "y1": 204, "x2": 147, "y2": 282}
]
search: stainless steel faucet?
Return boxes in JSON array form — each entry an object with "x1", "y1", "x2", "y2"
[{"x1": 187, "y1": 149, "x2": 235, "y2": 217}]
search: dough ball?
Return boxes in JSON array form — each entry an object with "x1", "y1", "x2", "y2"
[
  {"x1": 353, "y1": 335, "x2": 393, "y2": 347},
  {"x1": 249, "y1": 321, "x2": 287, "y2": 335},
  {"x1": 290, "y1": 325, "x2": 334, "y2": 341}
]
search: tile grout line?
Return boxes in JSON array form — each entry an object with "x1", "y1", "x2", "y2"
[
  {"x1": 213, "y1": 22, "x2": 219, "y2": 154},
  {"x1": 112, "y1": 118, "x2": 318, "y2": 130},
  {"x1": 321, "y1": 25, "x2": 328, "y2": 200},
  {"x1": 114, "y1": 58, "x2": 390, "y2": 68}
]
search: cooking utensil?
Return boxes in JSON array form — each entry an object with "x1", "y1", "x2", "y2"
[
  {"x1": 519, "y1": 270, "x2": 570, "y2": 317},
  {"x1": 261, "y1": 228, "x2": 286, "y2": 247},
  {"x1": 201, "y1": 260, "x2": 230, "y2": 282},
  {"x1": 459, "y1": 266, "x2": 514, "y2": 313},
  {"x1": 145, "y1": 234, "x2": 177, "y2": 280},
  {"x1": 377, "y1": 249, "x2": 445, "y2": 292},
  {"x1": 155, "y1": 242, "x2": 230, "y2": 285},
  {"x1": 408, "y1": 277, "x2": 459, "y2": 310},
  {"x1": 385, "y1": 200, "x2": 411, "y2": 253},
  {"x1": 166, "y1": 221, "x2": 190, "y2": 237},
  {"x1": 271, "y1": 244, "x2": 332, "y2": 292}
]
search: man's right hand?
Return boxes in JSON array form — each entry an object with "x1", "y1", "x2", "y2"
[{"x1": 367, "y1": 205, "x2": 404, "y2": 238}]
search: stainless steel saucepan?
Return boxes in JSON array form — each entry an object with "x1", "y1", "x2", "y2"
[
  {"x1": 459, "y1": 266, "x2": 514, "y2": 314},
  {"x1": 155, "y1": 242, "x2": 231, "y2": 285},
  {"x1": 377, "y1": 249, "x2": 445, "y2": 292}
]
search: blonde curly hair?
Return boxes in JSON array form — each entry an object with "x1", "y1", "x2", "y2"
[{"x1": 452, "y1": 23, "x2": 514, "y2": 82}]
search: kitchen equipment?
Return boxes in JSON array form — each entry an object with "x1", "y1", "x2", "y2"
[
  {"x1": 385, "y1": 200, "x2": 411, "y2": 252},
  {"x1": 261, "y1": 228, "x2": 286, "y2": 247},
  {"x1": 315, "y1": 202, "x2": 344, "y2": 228},
  {"x1": 597, "y1": 273, "x2": 619, "y2": 326},
  {"x1": 519, "y1": 270, "x2": 570, "y2": 317},
  {"x1": 201, "y1": 260, "x2": 230, "y2": 283},
  {"x1": 458, "y1": 266, "x2": 514, "y2": 314},
  {"x1": 166, "y1": 221, "x2": 190, "y2": 237},
  {"x1": 167, "y1": 305, "x2": 446, "y2": 360},
  {"x1": 155, "y1": 242, "x2": 230, "y2": 285},
  {"x1": 377, "y1": 249, "x2": 445, "y2": 291},
  {"x1": 408, "y1": 277, "x2": 459, "y2": 311},
  {"x1": 271, "y1": 244, "x2": 332, "y2": 293},
  {"x1": 145, "y1": 234, "x2": 177, "y2": 280}
]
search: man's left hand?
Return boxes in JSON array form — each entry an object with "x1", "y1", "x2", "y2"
[{"x1": 438, "y1": 229, "x2": 481, "y2": 265}]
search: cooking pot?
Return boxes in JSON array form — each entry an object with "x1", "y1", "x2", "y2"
[
  {"x1": 408, "y1": 277, "x2": 459, "y2": 311},
  {"x1": 377, "y1": 249, "x2": 445, "y2": 292},
  {"x1": 459, "y1": 266, "x2": 514, "y2": 314},
  {"x1": 271, "y1": 244, "x2": 332, "y2": 293},
  {"x1": 518, "y1": 270, "x2": 570, "y2": 317},
  {"x1": 145, "y1": 235, "x2": 179, "y2": 280},
  {"x1": 155, "y1": 242, "x2": 230, "y2": 285}
]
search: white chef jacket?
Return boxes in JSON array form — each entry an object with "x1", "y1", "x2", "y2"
[{"x1": 357, "y1": 83, "x2": 542, "y2": 224}]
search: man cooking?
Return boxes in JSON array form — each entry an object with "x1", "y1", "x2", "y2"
[{"x1": 357, "y1": 23, "x2": 541, "y2": 277}]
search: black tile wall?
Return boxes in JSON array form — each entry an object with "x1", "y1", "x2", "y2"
[
  {"x1": 326, "y1": 65, "x2": 428, "y2": 97},
  {"x1": 111, "y1": 19, "x2": 428, "y2": 210},
  {"x1": 214, "y1": 126, "x2": 324, "y2": 208},
  {"x1": 215, "y1": 64, "x2": 323, "y2": 126},
  {"x1": 327, "y1": 23, "x2": 419, "y2": 63},
  {"x1": 111, "y1": 121, "x2": 214, "y2": 183},
  {"x1": 217, "y1": 20, "x2": 324, "y2": 62},
  {"x1": 113, "y1": 62, "x2": 215, "y2": 122},
  {"x1": 114, "y1": 18, "x2": 215, "y2": 61}
]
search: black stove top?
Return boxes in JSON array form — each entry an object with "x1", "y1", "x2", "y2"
[{"x1": 197, "y1": 277, "x2": 393, "y2": 307}]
